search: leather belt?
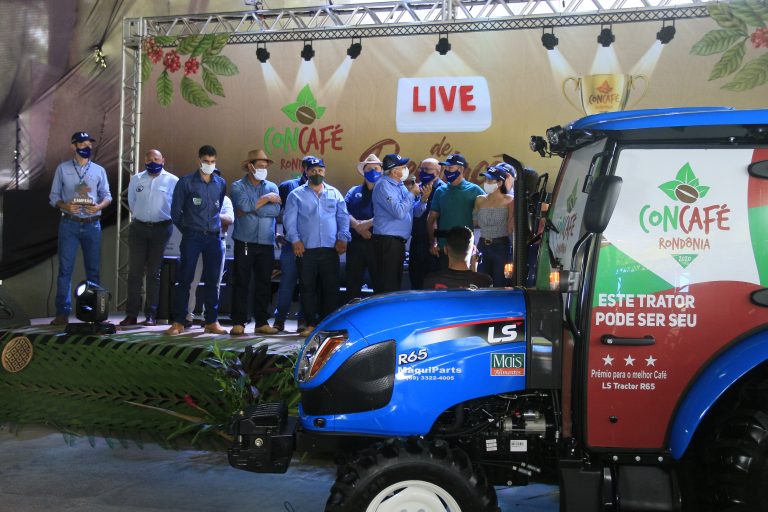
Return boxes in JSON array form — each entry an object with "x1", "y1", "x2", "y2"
[
  {"x1": 480, "y1": 236, "x2": 509, "y2": 245},
  {"x1": 134, "y1": 219, "x2": 172, "y2": 226},
  {"x1": 62, "y1": 213, "x2": 100, "y2": 223},
  {"x1": 373, "y1": 234, "x2": 407, "y2": 244}
]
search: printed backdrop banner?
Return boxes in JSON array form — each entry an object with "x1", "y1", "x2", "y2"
[{"x1": 139, "y1": 12, "x2": 768, "y2": 195}]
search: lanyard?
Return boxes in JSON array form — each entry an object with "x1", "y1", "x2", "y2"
[{"x1": 72, "y1": 159, "x2": 91, "y2": 183}]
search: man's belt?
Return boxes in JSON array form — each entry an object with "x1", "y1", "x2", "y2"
[
  {"x1": 479, "y1": 236, "x2": 509, "y2": 246},
  {"x1": 62, "y1": 213, "x2": 100, "y2": 223},
  {"x1": 134, "y1": 219, "x2": 172, "y2": 226},
  {"x1": 373, "y1": 234, "x2": 407, "y2": 244}
]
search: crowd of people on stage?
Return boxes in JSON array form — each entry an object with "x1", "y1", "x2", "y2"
[{"x1": 48, "y1": 130, "x2": 517, "y2": 337}]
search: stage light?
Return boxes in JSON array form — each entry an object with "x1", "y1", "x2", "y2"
[
  {"x1": 347, "y1": 39, "x2": 362, "y2": 59},
  {"x1": 657, "y1": 21, "x2": 676, "y2": 44},
  {"x1": 256, "y1": 44, "x2": 270, "y2": 63},
  {"x1": 541, "y1": 27, "x2": 558, "y2": 51},
  {"x1": 435, "y1": 34, "x2": 451, "y2": 55},
  {"x1": 65, "y1": 280, "x2": 115, "y2": 335},
  {"x1": 301, "y1": 41, "x2": 315, "y2": 61},
  {"x1": 597, "y1": 25, "x2": 615, "y2": 47}
]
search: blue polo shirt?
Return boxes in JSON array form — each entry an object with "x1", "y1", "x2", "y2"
[
  {"x1": 231, "y1": 175, "x2": 280, "y2": 245},
  {"x1": 372, "y1": 175, "x2": 415, "y2": 240},
  {"x1": 345, "y1": 183, "x2": 374, "y2": 241},
  {"x1": 284, "y1": 183, "x2": 351, "y2": 249},
  {"x1": 171, "y1": 170, "x2": 227, "y2": 234},
  {"x1": 49, "y1": 159, "x2": 112, "y2": 218}
]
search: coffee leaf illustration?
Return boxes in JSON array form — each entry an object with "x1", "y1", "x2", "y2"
[
  {"x1": 709, "y1": 41, "x2": 746, "y2": 80},
  {"x1": 658, "y1": 180, "x2": 681, "y2": 201},
  {"x1": 721, "y1": 53, "x2": 768, "y2": 91},
  {"x1": 191, "y1": 35, "x2": 215, "y2": 58},
  {"x1": 157, "y1": 70, "x2": 173, "y2": 107},
  {"x1": 281, "y1": 102, "x2": 300, "y2": 123},
  {"x1": 297, "y1": 84, "x2": 315, "y2": 107},
  {"x1": 207, "y1": 34, "x2": 229, "y2": 56},
  {"x1": 315, "y1": 106, "x2": 326, "y2": 120},
  {"x1": 141, "y1": 53, "x2": 152, "y2": 83},
  {"x1": 201, "y1": 55, "x2": 239, "y2": 76},
  {"x1": 177, "y1": 35, "x2": 203, "y2": 56},
  {"x1": 691, "y1": 29, "x2": 748, "y2": 56},
  {"x1": 154, "y1": 36, "x2": 175, "y2": 46},
  {"x1": 746, "y1": 0, "x2": 768, "y2": 21},
  {"x1": 730, "y1": 0, "x2": 766, "y2": 27},
  {"x1": 708, "y1": 3, "x2": 748, "y2": 32},
  {"x1": 675, "y1": 163, "x2": 696, "y2": 185},
  {"x1": 181, "y1": 76, "x2": 216, "y2": 108},
  {"x1": 202, "y1": 68, "x2": 225, "y2": 97},
  {"x1": 696, "y1": 185, "x2": 711, "y2": 199}
]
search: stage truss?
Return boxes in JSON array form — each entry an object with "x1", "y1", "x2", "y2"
[{"x1": 116, "y1": 0, "x2": 711, "y2": 306}]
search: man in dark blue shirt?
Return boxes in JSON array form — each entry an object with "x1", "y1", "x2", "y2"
[
  {"x1": 410, "y1": 157, "x2": 445, "y2": 289},
  {"x1": 344, "y1": 154, "x2": 382, "y2": 301},
  {"x1": 166, "y1": 145, "x2": 227, "y2": 335}
]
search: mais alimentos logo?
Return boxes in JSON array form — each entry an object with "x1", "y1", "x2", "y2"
[
  {"x1": 490, "y1": 353, "x2": 525, "y2": 377},
  {"x1": 263, "y1": 84, "x2": 344, "y2": 157},
  {"x1": 639, "y1": 163, "x2": 731, "y2": 268}
]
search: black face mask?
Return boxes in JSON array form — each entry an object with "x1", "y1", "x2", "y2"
[
  {"x1": 308, "y1": 174, "x2": 324, "y2": 186},
  {"x1": 76, "y1": 146, "x2": 92, "y2": 159},
  {"x1": 500, "y1": 182, "x2": 508, "y2": 194}
]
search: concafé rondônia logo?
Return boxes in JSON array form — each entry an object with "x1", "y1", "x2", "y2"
[
  {"x1": 263, "y1": 84, "x2": 343, "y2": 157},
  {"x1": 639, "y1": 162, "x2": 731, "y2": 268}
]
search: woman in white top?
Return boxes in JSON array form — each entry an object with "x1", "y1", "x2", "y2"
[{"x1": 474, "y1": 164, "x2": 515, "y2": 287}]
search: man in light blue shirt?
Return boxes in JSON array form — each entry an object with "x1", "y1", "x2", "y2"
[
  {"x1": 229, "y1": 149, "x2": 281, "y2": 336},
  {"x1": 372, "y1": 153, "x2": 420, "y2": 294},
  {"x1": 120, "y1": 149, "x2": 178, "y2": 327},
  {"x1": 48, "y1": 131, "x2": 112, "y2": 325},
  {"x1": 283, "y1": 157, "x2": 350, "y2": 336}
]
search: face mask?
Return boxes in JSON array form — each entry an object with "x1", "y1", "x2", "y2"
[
  {"x1": 145, "y1": 162, "x2": 163, "y2": 174},
  {"x1": 253, "y1": 169, "x2": 268, "y2": 181},
  {"x1": 76, "y1": 147, "x2": 92, "y2": 159},
  {"x1": 445, "y1": 170, "x2": 461, "y2": 183},
  {"x1": 419, "y1": 170, "x2": 436, "y2": 184},
  {"x1": 483, "y1": 182, "x2": 499, "y2": 194},
  {"x1": 363, "y1": 168, "x2": 381, "y2": 184},
  {"x1": 200, "y1": 162, "x2": 216, "y2": 175},
  {"x1": 399, "y1": 170, "x2": 410, "y2": 183},
  {"x1": 308, "y1": 174, "x2": 324, "y2": 186},
  {"x1": 500, "y1": 182, "x2": 508, "y2": 195}
]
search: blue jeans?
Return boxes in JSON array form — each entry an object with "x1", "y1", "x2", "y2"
[
  {"x1": 478, "y1": 240, "x2": 512, "y2": 288},
  {"x1": 274, "y1": 243, "x2": 302, "y2": 324},
  {"x1": 56, "y1": 218, "x2": 101, "y2": 316},
  {"x1": 172, "y1": 231, "x2": 224, "y2": 324}
]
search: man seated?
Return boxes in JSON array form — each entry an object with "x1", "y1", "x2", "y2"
[{"x1": 424, "y1": 226, "x2": 492, "y2": 290}]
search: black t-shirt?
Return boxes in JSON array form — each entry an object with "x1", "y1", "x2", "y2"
[{"x1": 423, "y1": 269, "x2": 493, "y2": 290}]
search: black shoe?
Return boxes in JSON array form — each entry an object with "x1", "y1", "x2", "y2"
[
  {"x1": 141, "y1": 316, "x2": 157, "y2": 326},
  {"x1": 273, "y1": 321, "x2": 285, "y2": 332},
  {"x1": 183, "y1": 319, "x2": 193, "y2": 329},
  {"x1": 50, "y1": 315, "x2": 69, "y2": 326},
  {"x1": 119, "y1": 316, "x2": 138, "y2": 326}
]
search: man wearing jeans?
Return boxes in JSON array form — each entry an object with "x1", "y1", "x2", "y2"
[
  {"x1": 166, "y1": 145, "x2": 227, "y2": 335},
  {"x1": 283, "y1": 157, "x2": 350, "y2": 337},
  {"x1": 120, "y1": 148, "x2": 178, "y2": 327},
  {"x1": 48, "y1": 131, "x2": 112, "y2": 326}
]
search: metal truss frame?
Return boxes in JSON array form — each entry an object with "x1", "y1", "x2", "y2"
[{"x1": 116, "y1": 0, "x2": 711, "y2": 306}]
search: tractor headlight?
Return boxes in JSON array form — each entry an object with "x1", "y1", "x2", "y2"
[{"x1": 297, "y1": 330, "x2": 348, "y2": 383}]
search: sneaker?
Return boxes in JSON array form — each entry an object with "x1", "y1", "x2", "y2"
[
  {"x1": 255, "y1": 324, "x2": 278, "y2": 335},
  {"x1": 299, "y1": 325, "x2": 316, "y2": 337},
  {"x1": 203, "y1": 322, "x2": 227, "y2": 335},
  {"x1": 229, "y1": 324, "x2": 245, "y2": 336},
  {"x1": 165, "y1": 322, "x2": 185, "y2": 335},
  {"x1": 119, "y1": 316, "x2": 138, "y2": 326},
  {"x1": 50, "y1": 315, "x2": 69, "y2": 326}
]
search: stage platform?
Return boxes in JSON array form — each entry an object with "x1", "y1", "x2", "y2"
[{"x1": 0, "y1": 315, "x2": 303, "y2": 447}]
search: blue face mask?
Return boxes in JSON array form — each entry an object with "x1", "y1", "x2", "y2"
[
  {"x1": 364, "y1": 168, "x2": 381, "y2": 184},
  {"x1": 76, "y1": 146, "x2": 92, "y2": 159},
  {"x1": 419, "y1": 170, "x2": 435, "y2": 184},
  {"x1": 145, "y1": 161, "x2": 163, "y2": 174},
  {"x1": 444, "y1": 170, "x2": 461, "y2": 183}
]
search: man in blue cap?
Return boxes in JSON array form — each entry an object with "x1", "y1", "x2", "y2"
[
  {"x1": 283, "y1": 157, "x2": 350, "y2": 337},
  {"x1": 49, "y1": 131, "x2": 112, "y2": 326},
  {"x1": 427, "y1": 153, "x2": 484, "y2": 269},
  {"x1": 371, "y1": 153, "x2": 420, "y2": 294}
]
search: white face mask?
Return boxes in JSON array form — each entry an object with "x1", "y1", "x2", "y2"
[
  {"x1": 200, "y1": 162, "x2": 216, "y2": 175},
  {"x1": 483, "y1": 182, "x2": 499, "y2": 194},
  {"x1": 253, "y1": 169, "x2": 268, "y2": 181},
  {"x1": 399, "y1": 169, "x2": 410, "y2": 182}
]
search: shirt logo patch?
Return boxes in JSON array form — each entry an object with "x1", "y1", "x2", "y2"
[
  {"x1": 136, "y1": 185, "x2": 144, "y2": 193},
  {"x1": 193, "y1": 197, "x2": 202, "y2": 206}
]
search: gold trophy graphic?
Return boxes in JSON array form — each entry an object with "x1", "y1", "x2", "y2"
[{"x1": 562, "y1": 73, "x2": 648, "y2": 115}]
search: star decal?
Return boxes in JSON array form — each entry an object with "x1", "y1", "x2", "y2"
[
  {"x1": 624, "y1": 355, "x2": 635, "y2": 366},
  {"x1": 645, "y1": 355, "x2": 657, "y2": 367},
  {"x1": 602, "y1": 354, "x2": 614, "y2": 366}
]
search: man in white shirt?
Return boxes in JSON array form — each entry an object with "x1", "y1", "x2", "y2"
[{"x1": 120, "y1": 149, "x2": 178, "y2": 326}]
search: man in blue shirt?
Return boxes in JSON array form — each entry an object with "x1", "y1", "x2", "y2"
[
  {"x1": 427, "y1": 154, "x2": 484, "y2": 269},
  {"x1": 344, "y1": 154, "x2": 382, "y2": 301},
  {"x1": 409, "y1": 157, "x2": 445, "y2": 289},
  {"x1": 48, "y1": 131, "x2": 112, "y2": 326},
  {"x1": 283, "y1": 157, "x2": 351, "y2": 337},
  {"x1": 166, "y1": 145, "x2": 227, "y2": 335},
  {"x1": 229, "y1": 149, "x2": 281, "y2": 336},
  {"x1": 371, "y1": 153, "x2": 420, "y2": 294},
  {"x1": 273, "y1": 157, "x2": 311, "y2": 333},
  {"x1": 120, "y1": 148, "x2": 178, "y2": 327}
]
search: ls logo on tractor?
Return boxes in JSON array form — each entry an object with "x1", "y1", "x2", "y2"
[
  {"x1": 398, "y1": 348, "x2": 428, "y2": 365},
  {"x1": 488, "y1": 324, "x2": 519, "y2": 344}
]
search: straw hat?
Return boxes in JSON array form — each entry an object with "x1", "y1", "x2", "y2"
[
  {"x1": 356, "y1": 154, "x2": 383, "y2": 176},
  {"x1": 241, "y1": 149, "x2": 274, "y2": 170}
]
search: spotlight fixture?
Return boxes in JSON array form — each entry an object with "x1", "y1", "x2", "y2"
[
  {"x1": 435, "y1": 34, "x2": 451, "y2": 55},
  {"x1": 65, "y1": 280, "x2": 115, "y2": 335},
  {"x1": 347, "y1": 38, "x2": 362, "y2": 59},
  {"x1": 597, "y1": 25, "x2": 615, "y2": 47},
  {"x1": 657, "y1": 20, "x2": 676, "y2": 45},
  {"x1": 301, "y1": 41, "x2": 315, "y2": 61},
  {"x1": 256, "y1": 43, "x2": 270, "y2": 63},
  {"x1": 530, "y1": 135, "x2": 548, "y2": 157},
  {"x1": 541, "y1": 27, "x2": 558, "y2": 51}
]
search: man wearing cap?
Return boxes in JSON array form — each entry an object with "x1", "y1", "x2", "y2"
[
  {"x1": 344, "y1": 154, "x2": 382, "y2": 301},
  {"x1": 409, "y1": 157, "x2": 445, "y2": 290},
  {"x1": 119, "y1": 148, "x2": 178, "y2": 327},
  {"x1": 427, "y1": 153, "x2": 484, "y2": 269},
  {"x1": 166, "y1": 145, "x2": 228, "y2": 335},
  {"x1": 229, "y1": 149, "x2": 281, "y2": 336},
  {"x1": 371, "y1": 153, "x2": 420, "y2": 294},
  {"x1": 273, "y1": 156, "x2": 312, "y2": 333},
  {"x1": 475, "y1": 165, "x2": 515, "y2": 287},
  {"x1": 283, "y1": 157, "x2": 350, "y2": 337},
  {"x1": 48, "y1": 131, "x2": 112, "y2": 325}
]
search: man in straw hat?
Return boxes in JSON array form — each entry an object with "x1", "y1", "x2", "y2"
[
  {"x1": 343, "y1": 154, "x2": 382, "y2": 301},
  {"x1": 229, "y1": 149, "x2": 281, "y2": 335}
]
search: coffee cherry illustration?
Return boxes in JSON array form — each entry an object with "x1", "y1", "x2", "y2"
[{"x1": 675, "y1": 183, "x2": 699, "y2": 203}]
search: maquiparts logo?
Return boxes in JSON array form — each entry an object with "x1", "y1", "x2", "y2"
[{"x1": 639, "y1": 163, "x2": 731, "y2": 268}]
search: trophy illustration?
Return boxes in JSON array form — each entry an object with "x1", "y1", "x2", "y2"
[{"x1": 562, "y1": 73, "x2": 648, "y2": 116}]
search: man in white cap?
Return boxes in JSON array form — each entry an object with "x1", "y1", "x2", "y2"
[{"x1": 343, "y1": 154, "x2": 382, "y2": 301}]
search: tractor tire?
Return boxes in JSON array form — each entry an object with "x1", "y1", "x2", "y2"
[
  {"x1": 703, "y1": 407, "x2": 768, "y2": 510},
  {"x1": 326, "y1": 437, "x2": 498, "y2": 512}
]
